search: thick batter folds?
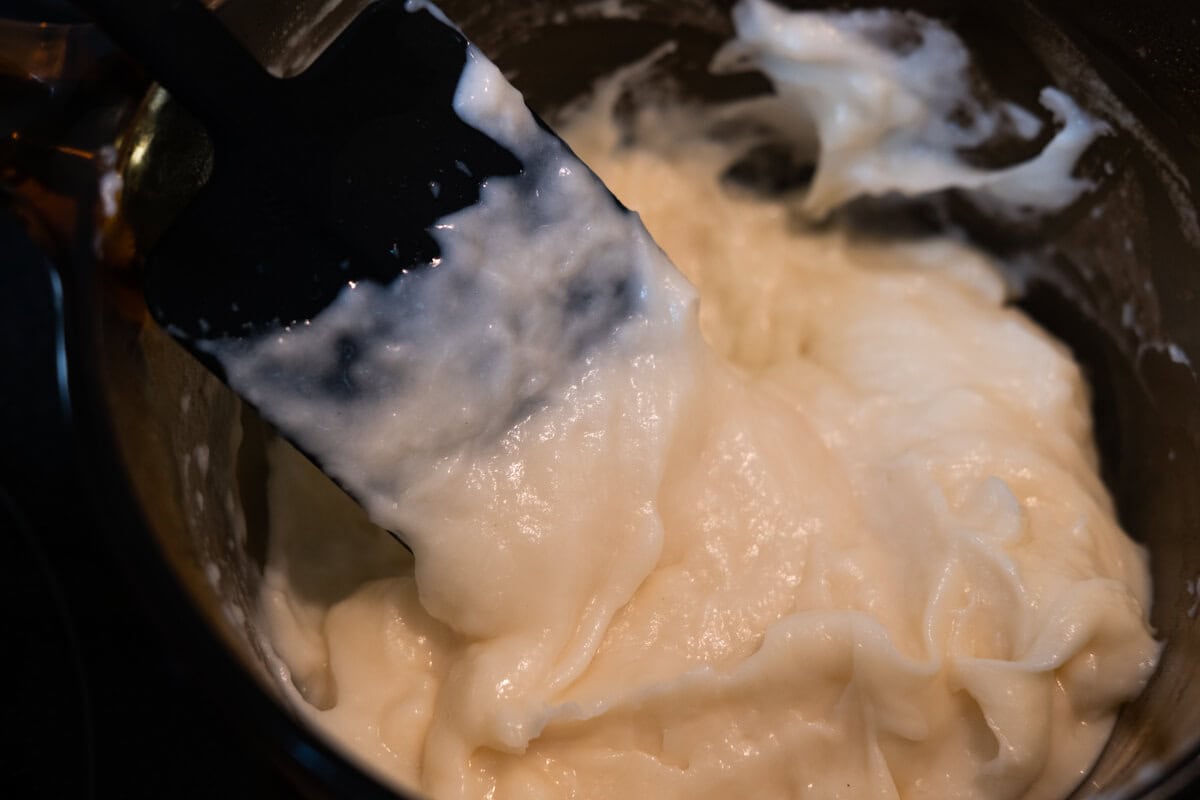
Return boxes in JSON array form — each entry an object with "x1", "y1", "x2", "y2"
[{"x1": 253, "y1": 3, "x2": 1159, "y2": 799}]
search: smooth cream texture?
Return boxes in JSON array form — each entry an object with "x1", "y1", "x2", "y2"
[{"x1": 255, "y1": 3, "x2": 1158, "y2": 799}]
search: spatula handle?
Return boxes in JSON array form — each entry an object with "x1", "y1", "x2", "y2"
[{"x1": 68, "y1": 0, "x2": 284, "y2": 146}]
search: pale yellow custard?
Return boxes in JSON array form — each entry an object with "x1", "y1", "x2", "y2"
[{"x1": 253, "y1": 4, "x2": 1159, "y2": 799}]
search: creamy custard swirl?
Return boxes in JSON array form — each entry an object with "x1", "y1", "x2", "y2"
[{"x1": 250, "y1": 3, "x2": 1158, "y2": 799}]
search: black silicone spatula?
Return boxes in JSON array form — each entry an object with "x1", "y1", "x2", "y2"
[
  {"x1": 72, "y1": 0, "x2": 528, "y2": 342},
  {"x1": 71, "y1": 0, "x2": 658, "y2": 534}
]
